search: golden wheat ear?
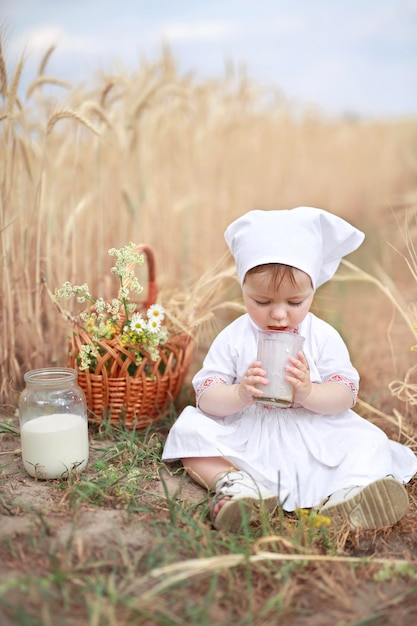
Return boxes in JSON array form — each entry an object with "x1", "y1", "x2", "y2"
[
  {"x1": 26, "y1": 76, "x2": 71, "y2": 100},
  {"x1": 46, "y1": 109, "x2": 101, "y2": 136}
]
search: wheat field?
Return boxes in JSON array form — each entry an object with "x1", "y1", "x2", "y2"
[{"x1": 1, "y1": 39, "x2": 417, "y2": 419}]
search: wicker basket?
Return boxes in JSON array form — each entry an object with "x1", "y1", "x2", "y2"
[{"x1": 67, "y1": 245, "x2": 194, "y2": 429}]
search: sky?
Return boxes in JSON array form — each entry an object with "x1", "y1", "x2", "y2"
[{"x1": 2, "y1": 0, "x2": 417, "y2": 119}]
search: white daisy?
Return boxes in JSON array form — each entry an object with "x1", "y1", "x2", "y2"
[
  {"x1": 147, "y1": 303, "x2": 165, "y2": 322},
  {"x1": 147, "y1": 318, "x2": 162, "y2": 333},
  {"x1": 130, "y1": 313, "x2": 145, "y2": 332}
]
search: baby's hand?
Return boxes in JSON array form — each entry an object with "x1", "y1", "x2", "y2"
[
  {"x1": 238, "y1": 361, "x2": 269, "y2": 405},
  {"x1": 285, "y1": 351, "x2": 312, "y2": 404}
]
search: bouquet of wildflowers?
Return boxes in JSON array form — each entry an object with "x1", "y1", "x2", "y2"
[
  {"x1": 49, "y1": 241, "x2": 240, "y2": 427},
  {"x1": 54, "y1": 243, "x2": 168, "y2": 373}
]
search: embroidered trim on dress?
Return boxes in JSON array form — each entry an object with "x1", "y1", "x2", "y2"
[
  {"x1": 326, "y1": 374, "x2": 358, "y2": 400},
  {"x1": 196, "y1": 376, "x2": 228, "y2": 404}
]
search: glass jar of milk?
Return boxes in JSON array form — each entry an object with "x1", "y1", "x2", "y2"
[{"x1": 19, "y1": 367, "x2": 89, "y2": 479}]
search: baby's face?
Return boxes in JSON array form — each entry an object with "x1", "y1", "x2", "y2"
[{"x1": 242, "y1": 268, "x2": 314, "y2": 332}]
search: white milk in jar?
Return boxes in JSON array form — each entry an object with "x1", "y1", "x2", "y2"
[
  {"x1": 21, "y1": 413, "x2": 89, "y2": 479},
  {"x1": 19, "y1": 367, "x2": 89, "y2": 479}
]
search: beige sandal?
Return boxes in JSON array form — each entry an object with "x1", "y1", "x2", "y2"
[{"x1": 210, "y1": 470, "x2": 278, "y2": 532}]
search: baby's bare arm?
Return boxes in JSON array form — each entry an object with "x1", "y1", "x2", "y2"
[
  {"x1": 198, "y1": 361, "x2": 268, "y2": 417},
  {"x1": 286, "y1": 351, "x2": 354, "y2": 414}
]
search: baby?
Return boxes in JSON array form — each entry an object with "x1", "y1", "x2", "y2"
[{"x1": 163, "y1": 207, "x2": 417, "y2": 531}]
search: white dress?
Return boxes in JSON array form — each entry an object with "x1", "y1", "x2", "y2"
[{"x1": 162, "y1": 312, "x2": 417, "y2": 511}]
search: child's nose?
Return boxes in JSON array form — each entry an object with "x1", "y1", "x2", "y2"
[{"x1": 271, "y1": 306, "x2": 287, "y2": 322}]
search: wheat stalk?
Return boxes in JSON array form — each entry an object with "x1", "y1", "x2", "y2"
[
  {"x1": 129, "y1": 78, "x2": 190, "y2": 126},
  {"x1": 26, "y1": 76, "x2": 71, "y2": 100},
  {"x1": 46, "y1": 109, "x2": 101, "y2": 136},
  {"x1": 160, "y1": 253, "x2": 240, "y2": 335},
  {"x1": 100, "y1": 80, "x2": 116, "y2": 107},
  {"x1": 131, "y1": 549, "x2": 412, "y2": 601},
  {"x1": 0, "y1": 37, "x2": 7, "y2": 98},
  {"x1": 389, "y1": 364, "x2": 417, "y2": 409},
  {"x1": 79, "y1": 100, "x2": 112, "y2": 128},
  {"x1": 17, "y1": 136, "x2": 34, "y2": 181},
  {"x1": 37, "y1": 44, "x2": 56, "y2": 76},
  {"x1": 63, "y1": 195, "x2": 92, "y2": 245},
  {"x1": 336, "y1": 259, "x2": 417, "y2": 340},
  {"x1": 6, "y1": 54, "x2": 24, "y2": 114},
  {"x1": 356, "y1": 398, "x2": 417, "y2": 448},
  {"x1": 388, "y1": 206, "x2": 417, "y2": 283}
]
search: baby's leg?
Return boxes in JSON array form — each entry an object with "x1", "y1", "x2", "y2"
[
  {"x1": 182, "y1": 457, "x2": 278, "y2": 530},
  {"x1": 181, "y1": 456, "x2": 237, "y2": 490}
]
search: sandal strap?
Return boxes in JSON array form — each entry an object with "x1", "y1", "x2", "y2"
[
  {"x1": 210, "y1": 470, "x2": 277, "y2": 527},
  {"x1": 212, "y1": 471, "x2": 275, "y2": 504},
  {"x1": 215, "y1": 471, "x2": 258, "y2": 495}
]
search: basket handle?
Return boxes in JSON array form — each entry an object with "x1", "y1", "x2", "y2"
[{"x1": 121, "y1": 244, "x2": 158, "y2": 310}]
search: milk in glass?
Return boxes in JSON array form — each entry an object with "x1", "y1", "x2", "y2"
[{"x1": 255, "y1": 331, "x2": 305, "y2": 407}]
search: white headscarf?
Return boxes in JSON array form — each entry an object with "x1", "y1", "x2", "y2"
[{"x1": 224, "y1": 207, "x2": 365, "y2": 289}]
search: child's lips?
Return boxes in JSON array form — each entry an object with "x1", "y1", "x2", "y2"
[{"x1": 268, "y1": 326, "x2": 289, "y2": 331}]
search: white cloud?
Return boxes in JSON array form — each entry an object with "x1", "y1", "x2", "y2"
[
  {"x1": 161, "y1": 20, "x2": 239, "y2": 42},
  {"x1": 240, "y1": 15, "x2": 302, "y2": 37},
  {"x1": 15, "y1": 26, "x2": 64, "y2": 51},
  {"x1": 10, "y1": 25, "x2": 98, "y2": 57}
]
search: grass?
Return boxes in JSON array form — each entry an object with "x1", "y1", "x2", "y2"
[{"x1": 1, "y1": 413, "x2": 417, "y2": 625}]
